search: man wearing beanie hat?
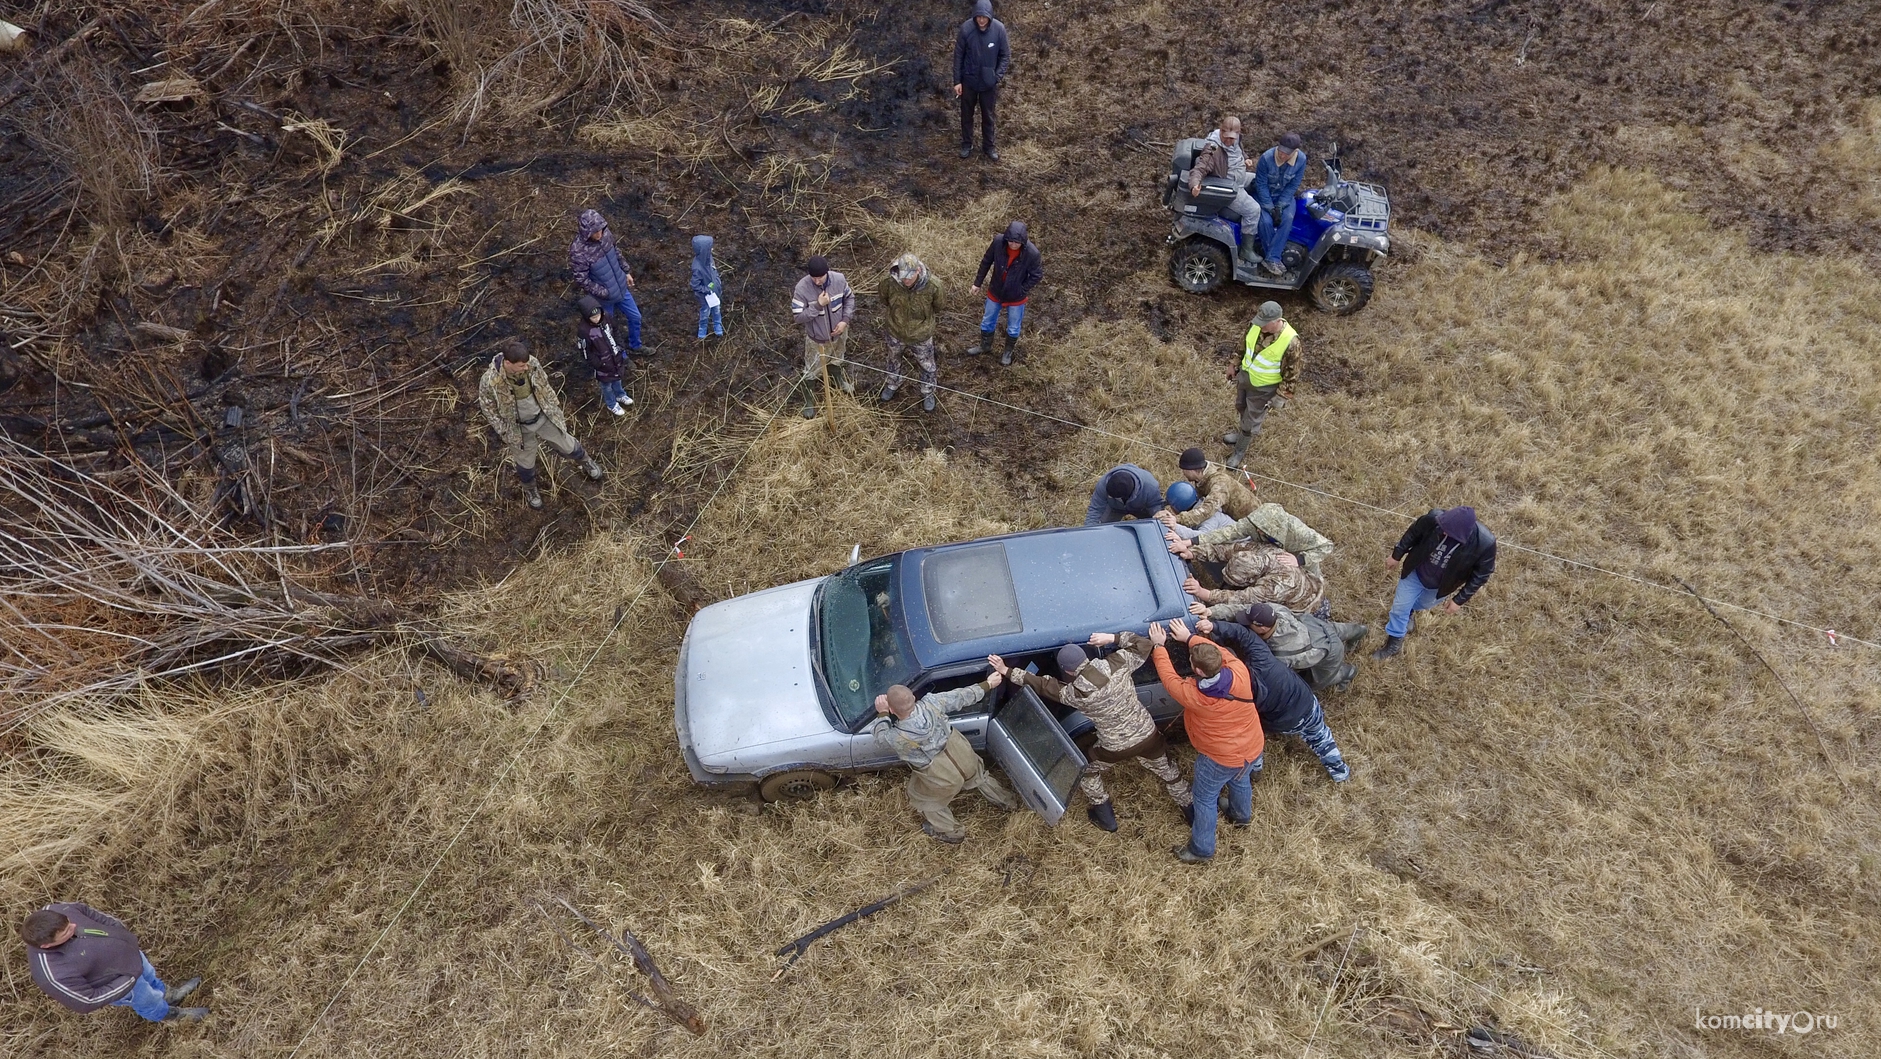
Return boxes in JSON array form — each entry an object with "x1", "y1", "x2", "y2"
[
  {"x1": 1372, "y1": 505, "x2": 1497, "y2": 660},
  {"x1": 876, "y1": 252, "x2": 946, "y2": 412},
  {"x1": 1195, "y1": 612, "x2": 1349, "y2": 782},
  {"x1": 790, "y1": 255, "x2": 855, "y2": 418},
  {"x1": 1148, "y1": 620, "x2": 1262, "y2": 863},
  {"x1": 1083, "y1": 463, "x2": 1163, "y2": 525},
  {"x1": 988, "y1": 632, "x2": 1192, "y2": 833},
  {"x1": 1166, "y1": 447, "x2": 1257, "y2": 529},
  {"x1": 1253, "y1": 131, "x2": 1308, "y2": 274}
]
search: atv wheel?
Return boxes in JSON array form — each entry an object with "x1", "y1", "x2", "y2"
[
  {"x1": 1170, "y1": 239, "x2": 1231, "y2": 294},
  {"x1": 758, "y1": 769, "x2": 837, "y2": 802},
  {"x1": 1308, "y1": 263, "x2": 1374, "y2": 314}
]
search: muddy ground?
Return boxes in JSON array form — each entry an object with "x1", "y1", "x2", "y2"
[{"x1": 2, "y1": 0, "x2": 1878, "y2": 605}]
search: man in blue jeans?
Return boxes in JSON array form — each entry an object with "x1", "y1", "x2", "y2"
[
  {"x1": 1198, "y1": 608, "x2": 1350, "y2": 782},
  {"x1": 1373, "y1": 506, "x2": 1497, "y2": 660},
  {"x1": 569, "y1": 209, "x2": 645, "y2": 353},
  {"x1": 21, "y1": 903, "x2": 207, "y2": 1022},
  {"x1": 968, "y1": 220, "x2": 1043, "y2": 366},
  {"x1": 1252, "y1": 132, "x2": 1308, "y2": 276},
  {"x1": 1148, "y1": 620, "x2": 1265, "y2": 863}
]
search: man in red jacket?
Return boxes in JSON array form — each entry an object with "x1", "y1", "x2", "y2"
[
  {"x1": 1149, "y1": 619, "x2": 1265, "y2": 863},
  {"x1": 20, "y1": 903, "x2": 206, "y2": 1022},
  {"x1": 968, "y1": 220, "x2": 1043, "y2": 366}
]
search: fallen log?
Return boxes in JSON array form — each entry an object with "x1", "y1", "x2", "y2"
[
  {"x1": 549, "y1": 895, "x2": 706, "y2": 1035},
  {"x1": 771, "y1": 874, "x2": 944, "y2": 980}
]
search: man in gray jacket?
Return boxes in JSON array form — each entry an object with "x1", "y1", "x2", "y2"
[
  {"x1": 1192, "y1": 600, "x2": 1367, "y2": 692},
  {"x1": 790, "y1": 255, "x2": 855, "y2": 419},
  {"x1": 872, "y1": 675, "x2": 1017, "y2": 843},
  {"x1": 21, "y1": 903, "x2": 206, "y2": 1022},
  {"x1": 952, "y1": 0, "x2": 1011, "y2": 161},
  {"x1": 989, "y1": 634, "x2": 1192, "y2": 832}
]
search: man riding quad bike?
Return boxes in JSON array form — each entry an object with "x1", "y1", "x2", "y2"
[{"x1": 1163, "y1": 128, "x2": 1390, "y2": 315}]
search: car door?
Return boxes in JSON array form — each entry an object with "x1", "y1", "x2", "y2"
[{"x1": 984, "y1": 685, "x2": 1087, "y2": 826}]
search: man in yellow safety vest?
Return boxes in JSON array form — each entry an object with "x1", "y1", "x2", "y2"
[{"x1": 1221, "y1": 301, "x2": 1301, "y2": 468}]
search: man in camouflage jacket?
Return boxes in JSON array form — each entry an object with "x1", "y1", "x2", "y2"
[
  {"x1": 871, "y1": 677, "x2": 1016, "y2": 843},
  {"x1": 476, "y1": 339, "x2": 602, "y2": 509},
  {"x1": 988, "y1": 632, "x2": 1192, "y2": 832},
  {"x1": 1180, "y1": 539, "x2": 1326, "y2": 614}
]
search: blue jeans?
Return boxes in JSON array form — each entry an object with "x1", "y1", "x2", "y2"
[
  {"x1": 1187, "y1": 751, "x2": 1261, "y2": 858},
  {"x1": 598, "y1": 378, "x2": 627, "y2": 409},
  {"x1": 110, "y1": 954, "x2": 169, "y2": 1021},
  {"x1": 696, "y1": 300, "x2": 723, "y2": 337},
  {"x1": 1258, "y1": 199, "x2": 1297, "y2": 265},
  {"x1": 1272, "y1": 698, "x2": 1348, "y2": 780},
  {"x1": 978, "y1": 299, "x2": 1025, "y2": 338},
  {"x1": 1385, "y1": 575, "x2": 1441, "y2": 638},
  {"x1": 606, "y1": 292, "x2": 643, "y2": 349}
]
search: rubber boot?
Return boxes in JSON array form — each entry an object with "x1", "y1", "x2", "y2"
[
  {"x1": 999, "y1": 332, "x2": 1017, "y2": 366},
  {"x1": 1225, "y1": 435, "x2": 1251, "y2": 470},
  {"x1": 831, "y1": 363, "x2": 855, "y2": 395},
  {"x1": 1338, "y1": 623, "x2": 1370, "y2": 649},
  {"x1": 878, "y1": 381, "x2": 898, "y2": 403},
  {"x1": 163, "y1": 1007, "x2": 209, "y2": 1023},
  {"x1": 1086, "y1": 801, "x2": 1118, "y2": 832},
  {"x1": 164, "y1": 977, "x2": 203, "y2": 1003},
  {"x1": 1370, "y1": 635, "x2": 1405, "y2": 661},
  {"x1": 1332, "y1": 663, "x2": 1358, "y2": 693},
  {"x1": 922, "y1": 392, "x2": 936, "y2": 413},
  {"x1": 1220, "y1": 430, "x2": 1244, "y2": 446},
  {"x1": 579, "y1": 454, "x2": 603, "y2": 481},
  {"x1": 522, "y1": 482, "x2": 543, "y2": 510},
  {"x1": 966, "y1": 330, "x2": 994, "y2": 356},
  {"x1": 798, "y1": 379, "x2": 818, "y2": 419}
]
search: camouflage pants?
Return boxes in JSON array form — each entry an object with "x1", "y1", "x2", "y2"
[
  {"x1": 883, "y1": 335, "x2": 938, "y2": 396},
  {"x1": 1076, "y1": 752, "x2": 1192, "y2": 808},
  {"x1": 905, "y1": 732, "x2": 1016, "y2": 839}
]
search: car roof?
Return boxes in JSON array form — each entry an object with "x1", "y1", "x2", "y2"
[{"x1": 897, "y1": 522, "x2": 1190, "y2": 670}]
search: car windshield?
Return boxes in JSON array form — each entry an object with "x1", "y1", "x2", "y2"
[{"x1": 816, "y1": 557, "x2": 917, "y2": 730}]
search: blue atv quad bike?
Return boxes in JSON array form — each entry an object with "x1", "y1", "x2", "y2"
[{"x1": 1163, "y1": 139, "x2": 1389, "y2": 314}]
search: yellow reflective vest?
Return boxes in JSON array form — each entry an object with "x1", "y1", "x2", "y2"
[{"x1": 1241, "y1": 322, "x2": 1297, "y2": 387}]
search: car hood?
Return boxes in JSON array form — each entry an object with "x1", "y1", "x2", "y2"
[{"x1": 679, "y1": 576, "x2": 835, "y2": 771}]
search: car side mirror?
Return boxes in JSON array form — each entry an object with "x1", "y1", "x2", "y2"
[{"x1": 846, "y1": 543, "x2": 861, "y2": 567}]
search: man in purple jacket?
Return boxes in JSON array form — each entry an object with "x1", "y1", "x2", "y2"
[{"x1": 21, "y1": 903, "x2": 207, "y2": 1022}]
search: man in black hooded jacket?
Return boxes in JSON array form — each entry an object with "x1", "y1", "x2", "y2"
[
  {"x1": 969, "y1": 220, "x2": 1042, "y2": 365},
  {"x1": 1372, "y1": 505, "x2": 1497, "y2": 659},
  {"x1": 953, "y1": 0, "x2": 1011, "y2": 160}
]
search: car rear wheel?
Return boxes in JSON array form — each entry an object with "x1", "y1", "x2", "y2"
[
  {"x1": 1170, "y1": 239, "x2": 1231, "y2": 294},
  {"x1": 1308, "y1": 263, "x2": 1374, "y2": 314},
  {"x1": 758, "y1": 769, "x2": 838, "y2": 802}
]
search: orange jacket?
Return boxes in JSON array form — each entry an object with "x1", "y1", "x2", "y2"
[{"x1": 1153, "y1": 637, "x2": 1264, "y2": 767}]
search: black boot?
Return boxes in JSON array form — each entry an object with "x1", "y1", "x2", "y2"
[
  {"x1": 999, "y1": 332, "x2": 1017, "y2": 366},
  {"x1": 830, "y1": 363, "x2": 854, "y2": 395},
  {"x1": 1370, "y1": 635, "x2": 1404, "y2": 661},
  {"x1": 1332, "y1": 663, "x2": 1357, "y2": 693},
  {"x1": 966, "y1": 330, "x2": 993, "y2": 356},
  {"x1": 164, "y1": 977, "x2": 203, "y2": 1003},
  {"x1": 799, "y1": 380, "x2": 818, "y2": 419},
  {"x1": 1086, "y1": 801, "x2": 1119, "y2": 832},
  {"x1": 163, "y1": 1007, "x2": 209, "y2": 1022}
]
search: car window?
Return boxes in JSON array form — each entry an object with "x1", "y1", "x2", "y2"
[
  {"x1": 914, "y1": 668, "x2": 993, "y2": 703},
  {"x1": 817, "y1": 558, "x2": 917, "y2": 731}
]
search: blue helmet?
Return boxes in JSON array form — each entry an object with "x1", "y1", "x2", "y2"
[{"x1": 1165, "y1": 481, "x2": 1199, "y2": 512}]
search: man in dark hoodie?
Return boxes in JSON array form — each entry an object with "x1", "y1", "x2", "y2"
[
  {"x1": 569, "y1": 209, "x2": 645, "y2": 353},
  {"x1": 969, "y1": 220, "x2": 1042, "y2": 365},
  {"x1": 1198, "y1": 613, "x2": 1350, "y2": 782},
  {"x1": 21, "y1": 903, "x2": 207, "y2": 1022},
  {"x1": 952, "y1": 0, "x2": 1011, "y2": 160},
  {"x1": 1372, "y1": 505, "x2": 1497, "y2": 659},
  {"x1": 576, "y1": 296, "x2": 632, "y2": 416},
  {"x1": 689, "y1": 234, "x2": 724, "y2": 339}
]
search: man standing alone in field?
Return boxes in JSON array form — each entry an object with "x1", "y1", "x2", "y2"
[
  {"x1": 477, "y1": 338, "x2": 604, "y2": 510},
  {"x1": 1372, "y1": 505, "x2": 1497, "y2": 660},
  {"x1": 20, "y1": 903, "x2": 207, "y2": 1022},
  {"x1": 876, "y1": 252, "x2": 945, "y2": 413},
  {"x1": 953, "y1": 0, "x2": 1011, "y2": 161},
  {"x1": 1222, "y1": 300, "x2": 1301, "y2": 468},
  {"x1": 872, "y1": 677, "x2": 1018, "y2": 843}
]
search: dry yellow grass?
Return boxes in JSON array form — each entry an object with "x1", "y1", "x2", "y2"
[{"x1": 3, "y1": 172, "x2": 1878, "y2": 1059}]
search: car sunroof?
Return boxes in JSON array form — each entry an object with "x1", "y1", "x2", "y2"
[{"x1": 922, "y1": 542, "x2": 1023, "y2": 643}]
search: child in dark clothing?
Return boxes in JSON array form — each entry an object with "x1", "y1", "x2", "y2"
[
  {"x1": 577, "y1": 295, "x2": 632, "y2": 415},
  {"x1": 689, "y1": 235, "x2": 724, "y2": 339}
]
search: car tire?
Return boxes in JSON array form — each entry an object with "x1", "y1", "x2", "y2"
[
  {"x1": 1308, "y1": 263, "x2": 1374, "y2": 314},
  {"x1": 758, "y1": 769, "x2": 838, "y2": 802},
  {"x1": 1170, "y1": 239, "x2": 1231, "y2": 294}
]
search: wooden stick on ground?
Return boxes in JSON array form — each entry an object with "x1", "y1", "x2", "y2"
[
  {"x1": 771, "y1": 874, "x2": 944, "y2": 981},
  {"x1": 549, "y1": 895, "x2": 706, "y2": 1035}
]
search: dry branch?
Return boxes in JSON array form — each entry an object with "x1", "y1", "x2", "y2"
[
  {"x1": 547, "y1": 894, "x2": 706, "y2": 1035},
  {"x1": 771, "y1": 875, "x2": 944, "y2": 980}
]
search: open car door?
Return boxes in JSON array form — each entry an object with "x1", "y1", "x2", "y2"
[{"x1": 985, "y1": 685, "x2": 1087, "y2": 825}]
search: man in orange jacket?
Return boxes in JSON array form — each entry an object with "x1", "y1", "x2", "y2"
[{"x1": 1149, "y1": 619, "x2": 1265, "y2": 863}]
